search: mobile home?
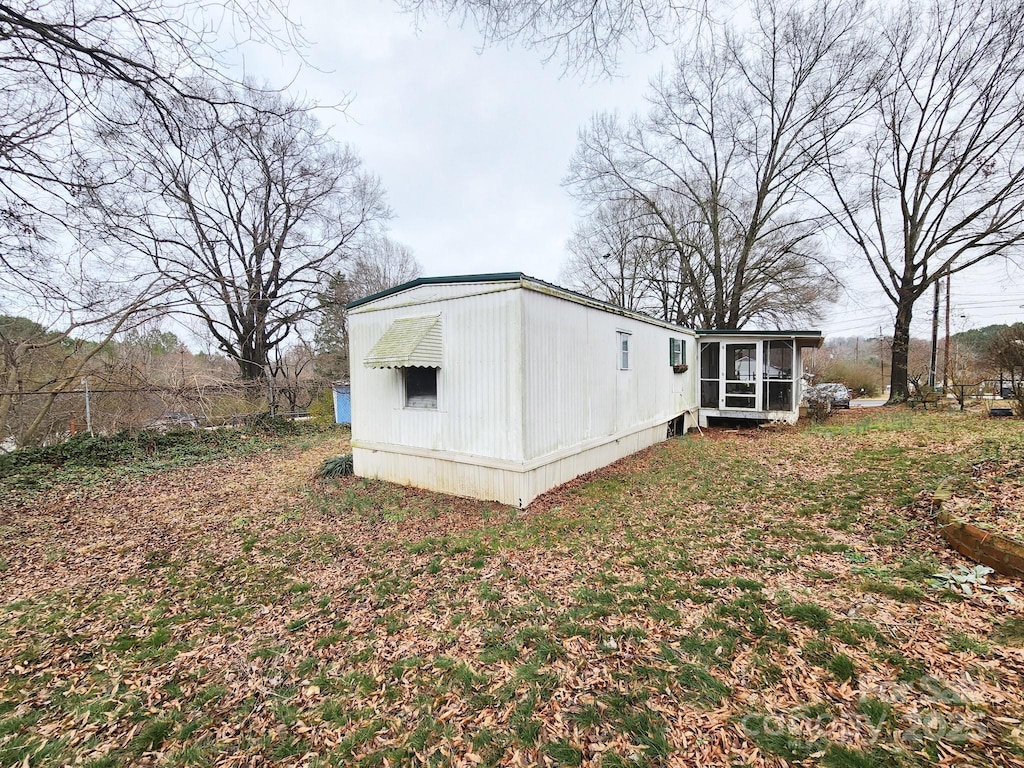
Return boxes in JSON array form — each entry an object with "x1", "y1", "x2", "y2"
[
  {"x1": 347, "y1": 273, "x2": 821, "y2": 507},
  {"x1": 347, "y1": 273, "x2": 697, "y2": 507}
]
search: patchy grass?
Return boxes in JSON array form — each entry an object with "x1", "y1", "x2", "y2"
[{"x1": 1, "y1": 409, "x2": 1023, "y2": 766}]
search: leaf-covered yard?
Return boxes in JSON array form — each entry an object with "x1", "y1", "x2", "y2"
[{"x1": 2, "y1": 411, "x2": 1024, "y2": 767}]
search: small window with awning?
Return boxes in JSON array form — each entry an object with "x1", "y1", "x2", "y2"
[
  {"x1": 364, "y1": 315, "x2": 443, "y2": 369},
  {"x1": 404, "y1": 367, "x2": 438, "y2": 409}
]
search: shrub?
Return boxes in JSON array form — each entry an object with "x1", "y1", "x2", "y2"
[
  {"x1": 317, "y1": 453, "x2": 354, "y2": 478},
  {"x1": 308, "y1": 389, "x2": 336, "y2": 426},
  {"x1": 817, "y1": 361, "x2": 882, "y2": 398},
  {"x1": 805, "y1": 389, "x2": 832, "y2": 423}
]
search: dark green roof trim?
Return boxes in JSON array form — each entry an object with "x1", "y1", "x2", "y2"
[
  {"x1": 696, "y1": 329, "x2": 823, "y2": 337},
  {"x1": 345, "y1": 272, "x2": 525, "y2": 309}
]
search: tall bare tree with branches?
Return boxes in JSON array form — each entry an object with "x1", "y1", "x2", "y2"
[
  {"x1": 88, "y1": 84, "x2": 390, "y2": 381},
  {"x1": 0, "y1": 0, "x2": 294, "y2": 267},
  {"x1": 566, "y1": 0, "x2": 867, "y2": 328},
  {"x1": 820, "y1": 0, "x2": 1024, "y2": 402},
  {"x1": 561, "y1": 200, "x2": 660, "y2": 314},
  {"x1": 395, "y1": 0, "x2": 693, "y2": 74},
  {"x1": 0, "y1": 0, "x2": 303, "y2": 442}
]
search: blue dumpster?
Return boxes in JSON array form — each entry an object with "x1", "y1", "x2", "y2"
[{"x1": 333, "y1": 385, "x2": 351, "y2": 425}]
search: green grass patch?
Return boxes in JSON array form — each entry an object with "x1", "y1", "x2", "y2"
[
  {"x1": 860, "y1": 579, "x2": 925, "y2": 602},
  {"x1": 538, "y1": 739, "x2": 581, "y2": 765},
  {"x1": 992, "y1": 618, "x2": 1024, "y2": 647},
  {"x1": 947, "y1": 632, "x2": 990, "y2": 655},
  {"x1": 740, "y1": 713, "x2": 827, "y2": 762},
  {"x1": 781, "y1": 602, "x2": 831, "y2": 629}
]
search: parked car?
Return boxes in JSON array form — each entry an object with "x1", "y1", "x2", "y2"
[
  {"x1": 148, "y1": 411, "x2": 201, "y2": 431},
  {"x1": 807, "y1": 383, "x2": 852, "y2": 409}
]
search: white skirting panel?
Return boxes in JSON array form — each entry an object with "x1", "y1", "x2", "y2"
[
  {"x1": 697, "y1": 408, "x2": 799, "y2": 427},
  {"x1": 353, "y1": 420, "x2": 677, "y2": 508}
]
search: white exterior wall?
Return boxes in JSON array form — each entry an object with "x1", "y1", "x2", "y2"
[
  {"x1": 520, "y1": 288, "x2": 696, "y2": 459},
  {"x1": 349, "y1": 281, "x2": 525, "y2": 463},
  {"x1": 514, "y1": 288, "x2": 697, "y2": 505},
  {"x1": 349, "y1": 278, "x2": 698, "y2": 508}
]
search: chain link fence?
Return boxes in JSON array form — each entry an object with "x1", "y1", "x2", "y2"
[{"x1": 1, "y1": 379, "x2": 330, "y2": 450}]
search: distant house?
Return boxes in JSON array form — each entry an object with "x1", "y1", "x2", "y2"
[{"x1": 347, "y1": 273, "x2": 821, "y2": 507}]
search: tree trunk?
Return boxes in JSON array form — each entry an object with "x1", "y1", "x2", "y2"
[
  {"x1": 236, "y1": 318, "x2": 269, "y2": 382},
  {"x1": 237, "y1": 353, "x2": 267, "y2": 382},
  {"x1": 888, "y1": 296, "x2": 914, "y2": 403}
]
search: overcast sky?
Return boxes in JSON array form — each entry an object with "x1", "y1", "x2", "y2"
[{"x1": 245, "y1": 0, "x2": 1023, "y2": 339}]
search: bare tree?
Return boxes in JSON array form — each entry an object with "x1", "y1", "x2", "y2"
[
  {"x1": 562, "y1": 203, "x2": 652, "y2": 314},
  {"x1": 346, "y1": 236, "x2": 424, "y2": 299},
  {"x1": 313, "y1": 236, "x2": 423, "y2": 380},
  {"x1": 0, "y1": 0, "x2": 309, "y2": 441},
  {"x1": 395, "y1": 0, "x2": 693, "y2": 74},
  {"x1": 821, "y1": 0, "x2": 1024, "y2": 402},
  {"x1": 0, "y1": 0, "x2": 295, "y2": 267},
  {"x1": 984, "y1": 325, "x2": 1024, "y2": 377},
  {"x1": 561, "y1": 198, "x2": 690, "y2": 319},
  {"x1": 88, "y1": 84, "x2": 391, "y2": 382},
  {"x1": 567, "y1": 0, "x2": 863, "y2": 328},
  {"x1": 271, "y1": 336, "x2": 320, "y2": 414}
]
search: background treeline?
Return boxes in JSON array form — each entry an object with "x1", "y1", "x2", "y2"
[
  {"x1": 0, "y1": 233, "x2": 423, "y2": 448},
  {"x1": 804, "y1": 323, "x2": 1024, "y2": 397},
  {"x1": 4, "y1": 314, "x2": 1022, "y2": 448}
]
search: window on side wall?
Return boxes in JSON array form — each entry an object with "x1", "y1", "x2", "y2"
[
  {"x1": 617, "y1": 331, "x2": 631, "y2": 370},
  {"x1": 403, "y1": 367, "x2": 438, "y2": 409},
  {"x1": 669, "y1": 337, "x2": 686, "y2": 366}
]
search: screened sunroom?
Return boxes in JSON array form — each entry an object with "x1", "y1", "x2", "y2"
[{"x1": 696, "y1": 330, "x2": 823, "y2": 425}]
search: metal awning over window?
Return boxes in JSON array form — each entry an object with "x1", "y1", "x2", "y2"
[{"x1": 363, "y1": 314, "x2": 442, "y2": 368}]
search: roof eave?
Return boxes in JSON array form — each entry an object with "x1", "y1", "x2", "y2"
[
  {"x1": 346, "y1": 272, "x2": 525, "y2": 310},
  {"x1": 696, "y1": 329, "x2": 824, "y2": 349}
]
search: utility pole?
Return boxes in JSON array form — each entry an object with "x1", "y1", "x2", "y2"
[
  {"x1": 928, "y1": 280, "x2": 940, "y2": 389},
  {"x1": 83, "y1": 377, "x2": 93, "y2": 435},
  {"x1": 943, "y1": 270, "x2": 951, "y2": 387},
  {"x1": 879, "y1": 326, "x2": 885, "y2": 389}
]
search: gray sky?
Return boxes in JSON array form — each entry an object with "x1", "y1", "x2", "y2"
[{"x1": 247, "y1": 0, "x2": 1023, "y2": 339}]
